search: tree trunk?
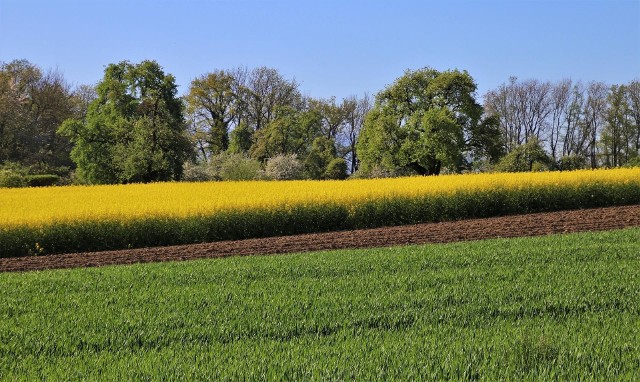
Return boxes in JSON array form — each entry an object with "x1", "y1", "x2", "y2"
[{"x1": 433, "y1": 160, "x2": 441, "y2": 175}]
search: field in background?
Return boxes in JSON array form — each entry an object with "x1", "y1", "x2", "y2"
[
  {"x1": 1, "y1": 168, "x2": 639, "y2": 256},
  {"x1": 1, "y1": 228, "x2": 638, "y2": 380}
]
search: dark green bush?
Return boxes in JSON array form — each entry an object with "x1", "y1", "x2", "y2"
[
  {"x1": 495, "y1": 139, "x2": 552, "y2": 173},
  {"x1": 26, "y1": 175, "x2": 60, "y2": 187},
  {"x1": 0, "y1": 170, "x2": 27, "y2": 188},
  {"x1": 556, "y1": 155, "x2": 586, "y2": 171},
  {"x1": 323, "y1": 158, "x2": 348, "y2": 180},
  {"x1": 624, "y1": 157, "x2": 640, "y2": 168}
]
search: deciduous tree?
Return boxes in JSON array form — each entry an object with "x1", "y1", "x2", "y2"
[
  {"x1": 340, "y1": 94, "x2": 370, "y2": 174},
  {"x1": 602, "y1": 84, "x2": 633, "y2": 167},
  {"x1": 185, "y1": 70, "x2": 236, "y2": 156},
  {"x1": 357, "y1": 68, "x2": 500, "y2": 175},
  {"x1": 0, "y1": 59, "x2": 76, "y2": 172},
  {"x1": 249, "y1": 107, "x2": 322, "y2": 161},
  {"x1": 625, "y1": 80, "x2": 640, "y2": 158},
  {"x1": 484, "y1": 77, "x2": 552, "y2": 152},
  {"x1": 59, "y1": 60, "x2": 192, "y2": 184}
]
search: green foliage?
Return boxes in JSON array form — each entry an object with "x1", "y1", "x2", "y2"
[
  {"x1": 185, "y1": 71, "x2": 236, "y2": 155},
  {"x1": 557, "y1": 154, "x2": 587, "y2": 171},
  {"x1": 0, "y1": 163, "x2": 58, "y2": 187},
  {"x1": 495, "y1": 138, "x2": 552, "y2": 172},
  {"x1": 356, "y1": 108, "x2": 401, "y2": 174},
  {"x1": 228, "y1": 122, "x2": 254, "y2": 154},
  {"x1": 397, "y1": 107, "x2": 464, "y2": 174},
  {"x1": 623, "y1": 157, "x2": 640, "y2": 168},
  {"x1": 0, "y1": 162, "x2": 28, "y2": 187},
  {"x1": 357, "y1": 67, "x2": 502, "y2": 176},
  {"x1": 0, "y1": 169, "x2": 27, "y2": 188},
  {"x1": 323, "y1": 157, "x2": 348, "y2": 180},
  {"x1": 601, "y1": 84, "x2": 634, "y2": 167},
  {"x1": 0, "y1": 162, "x2": 63, "y2": 188},
  {"x1": 303, "y1": 136, "x2": 338, "y2": 179},
  {"x1": 0, "y1": 60, "x2": 76, "y2": 171},
  {"x1": 209, "y1": 123, "x2": 230, "y2": 155},
  {"x1": 466, "y1": 114, "x2": 506, "y2": 165},
  {"x1": 1, "y1": 229, "x2": 639, "y2": 379},
  {"x1": 58, "y1": 60, "x2": 192, "y2": 184},
  {"x1": 58, "y1": 118, "x2": 117, "y2": 183},
  {"x1": 250, "y1": 108, "x2": 322, "y2": 161}
]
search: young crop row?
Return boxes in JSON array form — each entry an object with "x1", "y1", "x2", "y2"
[
  {"x1": 1, "y1": 229, "x2": 639, "y2": 379},
  {"x1": 1, "y1": 168, "x2": 639, "y2": 257}
]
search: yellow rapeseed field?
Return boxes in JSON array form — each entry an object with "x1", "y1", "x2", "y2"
[{"x1": 1, "y1": 168, "x2": 639, "y2": 229}]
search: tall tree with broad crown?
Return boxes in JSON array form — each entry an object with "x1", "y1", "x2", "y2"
[
  {"x1": 357, "y1": 67, "x2": 502, "y2": 175},
  {"x1": 59, "y1": 60, "x2": 192, "y2": 184},
  {"x1": 185, "y1": 70, "x2": 236, "y2": 156}
]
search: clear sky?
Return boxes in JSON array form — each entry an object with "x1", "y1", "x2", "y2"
[{"x1": 1, "y1": 0, "x2": 638, "y2": 100}]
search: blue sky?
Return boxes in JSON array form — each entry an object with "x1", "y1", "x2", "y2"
[{"x1": 1, "y1": 0, "x2": 638, "y2": 100}]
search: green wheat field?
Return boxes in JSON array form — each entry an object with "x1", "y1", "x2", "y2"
[{"x1": 1, "y1": 228, "x2": 639, "y2": 381}]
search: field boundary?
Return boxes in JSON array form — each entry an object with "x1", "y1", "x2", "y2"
[{"x1": 1, "y1": 204, "x2": 639, "y2": 273}]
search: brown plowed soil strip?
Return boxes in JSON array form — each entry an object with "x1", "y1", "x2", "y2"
[{"x1": 2, "y1": 205, "x2": 640, "y2": 273}]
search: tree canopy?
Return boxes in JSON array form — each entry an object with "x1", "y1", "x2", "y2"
[
  {"x1": 2, "y1": 57, "x2": 638, "y2": 186},
  {"x1": 58, "y1": 60, "x2": 191, "y2": 184},
  {"x1": 184, "y1": 70, "x2": 236, "y2": 156},
  {"x1": 0, "y1": 60, "x2": 77, "y2": 172},
  {"x1": 357, "y1": 68, "x2": 502, "y2": 176}
]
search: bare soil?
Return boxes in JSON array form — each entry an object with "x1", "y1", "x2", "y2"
[{"x1": 2, "y1": 205, "x2": 639, "y2": 273}]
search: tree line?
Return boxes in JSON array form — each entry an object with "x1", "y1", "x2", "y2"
[
  {"x1": 485, "y1": 77, "x2": 640, "y2": 171},
  {"x1": 183, "y1": 65, "x2": 371, "y2": 181},
  {"x1": 0, "y1": 58, "x2": 638, "y2": 186}
]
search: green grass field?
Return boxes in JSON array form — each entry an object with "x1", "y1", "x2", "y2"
[{"x1": 1, "y1": 228, "x2": 639, "y2": 380}]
